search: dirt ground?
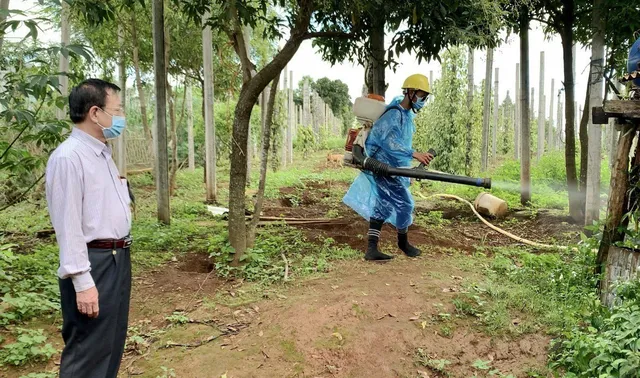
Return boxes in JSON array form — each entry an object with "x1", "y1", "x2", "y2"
[
  {"x1": 111, "y1": 180, "x2": 578, "y2": 378},
  {"x1": 5, "y1": 170, "x2": 580, "y2": 378}
]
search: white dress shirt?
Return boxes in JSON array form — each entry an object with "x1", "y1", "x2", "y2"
[{"x1": 45, "y1": 128, "x2": 131, "y2": 292}]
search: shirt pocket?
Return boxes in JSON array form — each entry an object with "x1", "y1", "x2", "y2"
[{"x1": 118, "y1": 178, "x2": 132, "y2": 206}]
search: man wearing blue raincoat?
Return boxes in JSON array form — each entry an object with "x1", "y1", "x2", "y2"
[{"x1": 343, "y1": 74, "x2": 433, "y2": 261}]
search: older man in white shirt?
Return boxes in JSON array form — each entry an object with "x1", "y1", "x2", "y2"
[{"x1": 46, "y1": 78, "x2": 132, "y2": 378}]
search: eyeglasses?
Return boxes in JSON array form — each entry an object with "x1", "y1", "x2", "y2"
[{"x1": 100, "y1": 107, "x2": 125, "y2": 116}]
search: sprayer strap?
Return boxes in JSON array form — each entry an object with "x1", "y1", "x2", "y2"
[{"x1": 368, "y1": 104, "x2": 405, "y2": 159}]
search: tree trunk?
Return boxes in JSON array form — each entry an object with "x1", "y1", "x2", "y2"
[
  {"x1": 187, "y1": 83, "x2": 195, "y2": 171},
  {"x1": 152, "y1": 0, "x2": 170, "y2": 224},
  {"x1": 515, "y1": 62, "x2": 520, "y2": 160},
  {"x1": 481, "y1": 48, "x2": 493, "y2": 172},
  {"x1": 520, "y1": 12, "x2": 531, "y2": 205},
  {"x1": 596, "y1": 125, "x2": 636, "y2": 282},
  {"x1": 559, "y1": 5, "x2": 582, "y2": 222},
  {"x1": 585, "y1": 0, "x2": 606, "y2": 226},
  {"x1": 465, "y1": 47, "x2": 474, "y2": 175},
  {"x1": 57, "y1": 0, "x2": 70, "y2": 121},
  {"x1": 227, "y1": 9, "x2": 310, "y2": 264},
  {"x1": 548, "y1": 79, "x2": 555, "y2": 151},
  {"x1": 114, "y1": 24, "x2": 127, "y2": 176},
  {"x1": 131, "y1": 13, "x2": 153, "y2": 147},
  {"x1": 247, "y1": 74, "x2": 280, "y2": 247},
  {"x1": 537, "y1": 51, "x2": 545, "y2": 160},
  {"x1": 0, "y1": 0, "x2": 10, "y2": 53},
  {"x1": 202, "y1": 11, "x2": 217, "y2": 203},
  {"x1": 492, "y1": 67, "x2": 499, "y2": 164},
  {"x1": 370, "y1": 16, "x2": 386, "y2": 97}
]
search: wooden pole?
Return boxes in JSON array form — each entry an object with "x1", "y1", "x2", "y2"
[
  {"x1": 537, "y1": 51, "x2": 545, "y2": 160},
  {"x1": 557, "y1": 93, "x2": 563, "y2": 147},
  {"x1": 585, "y1": 0, "x2": 606, "y2": 226},
  {"x1": 303, "y1": 80, "x2": 310, "y2": 127},
  {"x1": 288, "y1": 70, "x2": 294, "y2": 164},
  {"x1": 0, "y1": 0, "x2": 10, "y2": 54},
  {"x1": 465, "y1": 47, "x2": 474, "y2": 175},
  {"x1": 515, "y1": 63, "x2": 520, "y2": 160},
  {"x1": 57, "y1": 1, "x2": 69, "y2": 121},
  {"x1": 114, "y1": 24, "x2": 127, "y2": 176},
  {"x1": 548, "y1": 78, "x2": 555, "y2": 151},
  {"x1": 530, "y1": 87, "x2": 534, "y2": 123},
  {"x1": 492, "y1": 67, "x2": 499, "y2": 163},
  {"x1": 429, "y1": 70, "x2": 434, "y2": 94},
  {"x1": 187, "y1": 83, "x2": 195, "y2": 171},
  {"x1": 152, "y1": 0, "x2": 170, "y2": 224},
  {"x1": 481, "y1": 48, "x2": 493, "y2": 171},
  {"x1": 282, "y1": 66, "x2": 288, "y2": 168},
  {"x1": 608, "y1": 84, "x2": 624, "y2": 167},
  {"x1": 575, "y1": 101, "x2": 579, "y2": 141},
  {"x1": 520, "y1": 13, "x2": 531, "y2": 205},
  {"x1": 202, "y1": 12, "x2": 217, "y2": 202},
  {"x1": 596, "y1": 125, "x2": 636, "y2": 279}
]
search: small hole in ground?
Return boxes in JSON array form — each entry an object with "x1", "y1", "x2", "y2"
[{"x1": 179, "y1": 253, "x2": 214, "y2": 273}]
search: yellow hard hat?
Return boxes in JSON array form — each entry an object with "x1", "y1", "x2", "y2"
[{"x1": 402, "y1": 74, "x2": 430, "y2": 93}]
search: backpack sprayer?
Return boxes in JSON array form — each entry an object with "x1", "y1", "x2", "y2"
[{"x1": 343, "y1": 94, "x2": 492, "y2": 189}]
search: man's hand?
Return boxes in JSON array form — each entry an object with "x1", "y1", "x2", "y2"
[
  {"x1": 412, "y1": 152, "x2": 434, "y2": 166},
  {"x1": 76, "y1": 286, "x2": 99, "y2": 318}
]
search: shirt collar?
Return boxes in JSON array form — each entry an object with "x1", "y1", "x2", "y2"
[{"x1": 71, "y1": 128, "x2": 109, "y2": 157}]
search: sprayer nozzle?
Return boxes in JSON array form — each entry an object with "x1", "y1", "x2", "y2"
[{"x1": 483, "y1": 178, "x2": 492, "y2": 189}]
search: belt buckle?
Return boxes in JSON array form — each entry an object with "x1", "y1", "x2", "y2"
[{"x1": 123, "y1": 235, "x2": 133, "y2": 248}]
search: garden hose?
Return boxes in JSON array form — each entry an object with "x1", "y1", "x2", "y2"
[{"x1": 417, "y1": 193, "x2": 569, "y2": 251}]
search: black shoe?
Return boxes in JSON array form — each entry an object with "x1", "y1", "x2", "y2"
[
  {"x1": 365, "y1": 244, "x2": 394, "y2": 261},
  {"x1": 365, "y1": 218, "x2": 394, "y2": 261},
  {"x1": 398, "y1": 232, "x2": 422, "y2": 257}
]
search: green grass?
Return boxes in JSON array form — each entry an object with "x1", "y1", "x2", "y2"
[{"x1": 445, "y1": 240, "x2": 600, "y2": 337}]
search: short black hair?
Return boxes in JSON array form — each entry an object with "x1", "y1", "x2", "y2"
[{"x1": 69, "y1": 79, "x2": 120, "y2": 123}]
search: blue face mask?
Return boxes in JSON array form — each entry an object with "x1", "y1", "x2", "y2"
[
  {"x1": 412, "y1": 96, "x2": 427, "y2": 111},
  {"x1": 99, "y1": 109, "x2": 126, "y2": 139}
]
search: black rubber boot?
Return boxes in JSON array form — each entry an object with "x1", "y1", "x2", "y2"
[
  {"x1": 365, "y1": 219, "x2": 394, "y2": 261},
  {"x1": 398, "y1": 229, "x2": 422, "y2": 257}
]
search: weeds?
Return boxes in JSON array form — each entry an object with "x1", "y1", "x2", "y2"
[
  {"x1": 550, "y1": 280, "x2": 640, "y2": 377},
  {"x1": 0, "y1": 328, "x2": 56, "y2": 366},
  {"x1": 415, "y1": 348, "x2": 451, "y2": 375},
  {"x1": 0, "y1": 244, "x2": 59, "y2": 326}
]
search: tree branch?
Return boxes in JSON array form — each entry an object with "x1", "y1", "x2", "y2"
[
  {"x1": 304, "y1": 31, "x2": 354, "y2": 40},
  {"x1": 0, "y1": 172, "x2": 45, "y2": 212},
  {"x1": 530, "y1": 17, "x2": 551, "y2": 26}
]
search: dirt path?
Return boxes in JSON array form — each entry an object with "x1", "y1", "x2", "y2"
[
  {"x1": 118, "y1": 180, "x2": 577, "y2": 378},
  {"x1": 124, "y1": 252, "x2": 549, "y2": 378}
]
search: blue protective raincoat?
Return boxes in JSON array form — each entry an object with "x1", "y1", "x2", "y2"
[{"x1": 343, "y1": 96, "x2": 417, "y2": 229}]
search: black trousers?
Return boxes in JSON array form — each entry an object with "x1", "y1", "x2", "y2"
[{"x1": 58, "y1": 246, "x2": 132, "y2": 378}]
